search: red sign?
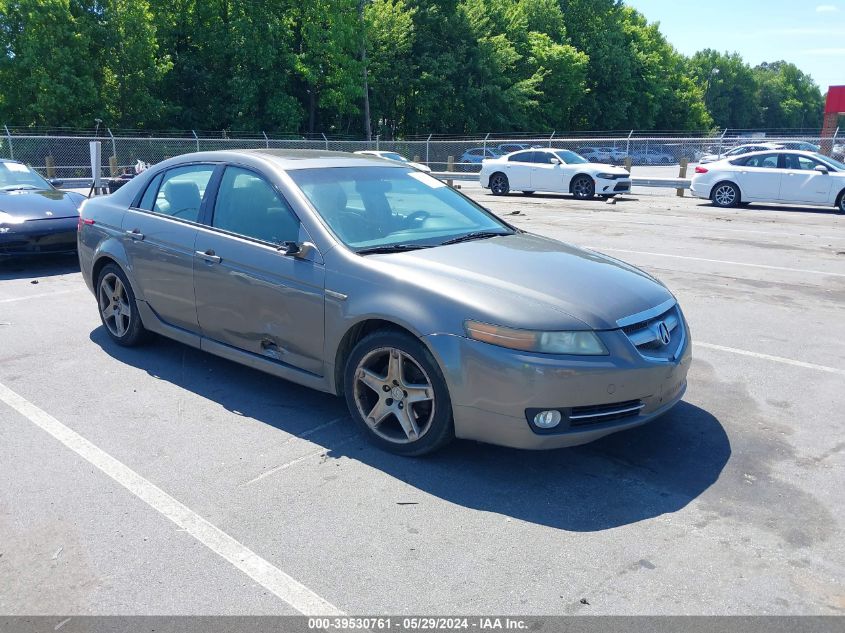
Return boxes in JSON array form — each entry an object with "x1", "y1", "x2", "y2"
[{"x1": 825, "y1": 86, "x2": 845, "y2": 114}]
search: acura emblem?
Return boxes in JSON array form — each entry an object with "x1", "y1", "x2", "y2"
[{"x1": 657, "y1": 321, "x2": 671, "y2": 345}]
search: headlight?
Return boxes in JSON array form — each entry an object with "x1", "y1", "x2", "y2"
[
  {"x1": 596, "y1": 173, "x2": 620, "y2": 180},
  {"x1": 465, "y1": 321, "x2": 608, "y2": 355}
]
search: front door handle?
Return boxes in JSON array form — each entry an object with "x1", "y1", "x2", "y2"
[
  {"x1": 195, "y1": 249, "x2": 222, "y2": 264},
  {"x1": 125, "y1": 229, "x2": 145, "y2": 241}
]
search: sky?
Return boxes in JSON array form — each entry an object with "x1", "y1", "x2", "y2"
[{"x1": 626, "y1": 0, "x2": 845, "y2": 92}]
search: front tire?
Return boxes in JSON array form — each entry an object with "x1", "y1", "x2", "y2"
[
  {"x1": 711, "y1": 182, "x2": 740, "y2": 208},
  {"x1": 571, "y1": 175, "x2": 595, "y2": 200},
  {"x1": 344, "y1": 330, "x2": 454, "y2": 456},
  {"x1": 96, "y1": 263, "x2": 149, "y2": 346},
  {"x1": 489, "y1": 172, "x2": 510, "y2": 196}
]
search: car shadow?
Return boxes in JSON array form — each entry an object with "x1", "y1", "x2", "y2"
[
  {"x1": 0, "y1": 253, "x2": 80, "y2": 280},
  {"x1": 698, "y1": 201, "x2": 842, "y2": 216},
  {"x1": 90, "y1": 327, "x2": 730, "y2": 533}
]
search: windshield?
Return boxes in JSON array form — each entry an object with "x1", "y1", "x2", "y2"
[
  {"x1": 816, "y1": 153, "x2": 845, "y2": 171},
  {"x1": 554, "y1": 150, "x2": 589, "y2": 165},
  {"x1": 289, "y1": 167, "x2": 512, "y2": 251},
  {"x1": 380, "y1": 152, "x2": 409, "y2": 162},
  {"x1": 0, "y1": 161, "x2": 52, "y2": 190}
]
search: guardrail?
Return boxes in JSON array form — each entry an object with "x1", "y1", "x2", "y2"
[{"x1": 432, "y1": 172, "x2": 691, "y2": 189}]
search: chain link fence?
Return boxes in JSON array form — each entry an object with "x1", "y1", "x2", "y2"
[{"x1": 1, "y1": 127, "x2": 842, "y2": 179}]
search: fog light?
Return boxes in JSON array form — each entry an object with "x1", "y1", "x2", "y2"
[{"x1": 534, "y1": 410, "x2": 562, "y2": 429}]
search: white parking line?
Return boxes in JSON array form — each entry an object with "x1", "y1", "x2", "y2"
[
  {"x1": 0, "y1": 380, "x2": 343, "y2": 616},
  {"x1": 586, "y1": 247, "x2": 845, "y2": 278},
  {"x1": 0, "y1": 289, "x2": 81, "y2": 303},
  {"x1": 696, "y1": 342, "x2": 845, "y2": 377}
]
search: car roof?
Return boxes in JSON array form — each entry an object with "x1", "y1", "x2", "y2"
[
  {"x1": 151, "y1": 149, "x2": 402, "y2": 171},
  {"x1": 721, "y1": 149, "x2": 823, "y2": 160},
  {"x1": 0, "y1": 158, "x2": 24, "y2": 165}
]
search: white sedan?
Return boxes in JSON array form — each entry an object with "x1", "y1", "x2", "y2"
[
  {"x1": 690, "y1": 150, "x2": 845, "y2": 212},
  {"x1": 479, "y1": 148, "x2": 631, "y2": 199},
  {"x1": 353, "y1": 150, "x2": 431, "y2": 173}
]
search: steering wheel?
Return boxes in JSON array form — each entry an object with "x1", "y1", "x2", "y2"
[{"x1": 404, "y1": 210, "x2": 430, "y2": 227}]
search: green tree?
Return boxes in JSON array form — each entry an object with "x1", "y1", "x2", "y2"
[
  {"x1": 688, "y1": 50, "x2": 758, "y2": 129},
  {"x1": 753, "y1": 61, "x2": 824, "y2": 129}
]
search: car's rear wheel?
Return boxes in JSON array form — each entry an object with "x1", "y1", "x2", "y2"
[
  {"x1": 490, "y1": 173, "x2": 510, "y2": 196},
  {"x1": 837, "y1": 190, "x2": 845, "y2": 214},
  {"x1": 96, "y1": 263, "x2": 149, "y2": 346},
  {"x1": 711, "y1": 182, "x2": 740, "y2": 208},
  {"x1": 571, "y1": 175, "x2": 595, "y2": 200},
  {"x1": 345, "y1": 330, "x2": 454, "y2": 456}
]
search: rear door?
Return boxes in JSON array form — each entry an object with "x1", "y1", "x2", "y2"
[
  {"x1": 779, "y1": 154, "x2": 835, "y2": 203},
  {"x1": 503, "y1": 151, "x2": 534, "y2": 190},
  {"x1": 733, "y1": 153, "x2": 783, "y2": 201},
  {"x1": 121, "y1": 163, "x2": 217, "y2": 332},
  {"x1": 193, "y1": 165, "x2": 325, "y2": 375}
]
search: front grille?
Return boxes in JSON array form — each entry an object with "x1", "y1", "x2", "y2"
[
  {"x1": 619, "y1": 301, "x2": 685, "y2": 361},
  {"x1": 568, "y1": 400, "x2": 645, "y2": 427},
  {"x1": 614, "y1": 182, "x2": 631, "y2": 191}
]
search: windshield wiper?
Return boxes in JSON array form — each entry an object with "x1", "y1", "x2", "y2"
[
  {"x1": 356, "y1": 243, "x2": 436, "y2": 255},
  {"x1": 440, "y1": 231, "x2": 510, "y2": 246}
]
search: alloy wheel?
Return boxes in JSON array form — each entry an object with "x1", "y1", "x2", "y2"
[
  {"x1": 98, "y1": 272, "x2": 132, "y2": 338},
  {"x1": 490, "y1": 174, "x2": 509, "y2": 195},
  {"x1": 353, "y1": 347, "x2": 436, "y2": 444},
  {"x1": 713, "y1": 184, "x2": 737, "y2": 207},
  {"x1": 572, "y1": 176, "x2": 594, "y2": 199}
]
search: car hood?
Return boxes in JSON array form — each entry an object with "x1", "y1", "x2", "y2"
[
  {"x1": 582, "y1": 163, "x2": 630, "y2": 175},
  {"x1": 371, "y1": 233, "x2": 673, "y2": 331},
  {"x1": 0, "y1": 188, "x2": 83, "y2": 220}
]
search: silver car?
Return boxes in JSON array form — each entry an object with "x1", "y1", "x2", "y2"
[{"x1": 78, "y1": 150, "x2": 691, "y2": 455}]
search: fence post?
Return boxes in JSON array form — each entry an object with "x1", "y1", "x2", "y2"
[
  {"x1": 446, "y1": 155, "x2": 454, "y2": 187},
  {"x1": 192, "y1": 130, "x2": 200, "y2": 152},
  {"x1": 4, "y1": 125, "x2": 13, "y2": 159},
  {"x1": 45, "y1": 156, "x2": 56, "y2": 178},
  {"x1": 626, "y1": 130, "x2": 633, "y2": 159},
  {"x1": 426, "y1": 134, "x2": 432, "y2": 165},
  {"x1": 677, "y1": 158, "x2": 689, "y2": 198},
  {"x1": 549, "y1": 131, "x2": 555, "y2": 148},
  {"x1": 107, "y1": 127, "x2": 117, "y2": 160},
  {"x1": 262, "y1": 131, "x2": 269, "y2": 149},
  {"x1": 109, "y1": 155, "x2": 118, "y2": 177},
  {"x1": 376, "y1": 134, "x2": 380, "y2": 151},
  {"x1": 322, "y1": 133, "x2": 329, "y2": 150},
  {"x1": 624, "y1": 157, "x2": 633, "y2": 173},
  {"x1": 718, "y1": 128, "x2": 727, "y2": 159},
  {"x1": 482, "y1": 133, "x2": 489, "y2": 156}
]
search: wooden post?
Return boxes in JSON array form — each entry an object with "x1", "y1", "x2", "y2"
[
  {"x1": 446, "y1": 155, "x2": 454, "y2": 187},
  {"x1": 624, "y1": 157, "x2": 633, "y2": 173},
  {"x1": 45, "y1": 155, "x2": 56, "y2": 178},
  {"x1": 413, "y1": 155, "x2": 421, "y2": 163},
  {"x1": 109, "y1": 155, "x2": 118, "y2": 177},
  {"x1": 676, "y1": 158, "x2": 689, "y2": 197}
]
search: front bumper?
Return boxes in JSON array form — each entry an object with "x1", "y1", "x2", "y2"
[
  {"x1": 596, "y1": 177, "x2": 631, "y2": 195},
  {"x1": 424, "y1": 325, "x2": 691, "y2": 450},
  {"x1": 0, "y1": 217, "x2": 78, "y2": 256}
]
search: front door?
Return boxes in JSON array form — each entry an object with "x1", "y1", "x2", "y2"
[
  {"x1": 779, "y1": 153, "x2": 834, "y2": 204},
  {"x1": 121, "y1": 164, "x2": 217, "y2": 332},
  {"x1": 193, "y1": 165, "x2": 326, "y2": 375},
  {"x1": 529, "y1": 150, "x2": 566, "y2": 193},
  {"x1": 734, "y1": 153, "x2": 783, "y2": 201}
]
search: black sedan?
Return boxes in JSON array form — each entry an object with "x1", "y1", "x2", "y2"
[{"x1": 0, "y1": 159, "x2": 86, "y2": 256}]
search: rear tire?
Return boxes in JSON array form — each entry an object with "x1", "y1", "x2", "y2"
[
  {"x1": 490, "y1": 172, "x2": 510, "y2": 196},
  {"x1": 837, "y1": 190, "x2": 845, "y2": 214},
  {"x1": 711, "y1": 182, "x2": 740, "y2": 208},
  {"x1": 96, "y1": 263, "x2": 149, "y2": 347},
  {"x1": 344, "y1": 330, "x2": 454, "y2": 456}
]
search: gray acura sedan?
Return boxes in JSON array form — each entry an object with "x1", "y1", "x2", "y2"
[{"x1": 78, "y1": 150, "x2": 691, "y2": 455}]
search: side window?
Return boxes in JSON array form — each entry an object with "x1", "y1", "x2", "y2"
[
  {"x1": 152, "y1": 165, "x2": 215, "y2": 222},
  {"x1": 212, "y1": 166, "x2": 299, "y2": 244},
  {"x1": 743, "y1": 154, "x2": 779, "y2": 168},
  {"x1": 509, "y1": 151, "x2": 533, "y2": 162},
  {"x1": 784, "y1": 154, "x2": 819, "y2": 171},
  {"x1": 137, "y1": 172, "x2": 163, "y2": 210},
  {"x1": 531, "y1": 152, "x2": 555, "y2": 164}
]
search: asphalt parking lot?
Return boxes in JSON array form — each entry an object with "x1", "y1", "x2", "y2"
[{"x1": 1, "y1": 186, "x2": 844, "y2": 616}]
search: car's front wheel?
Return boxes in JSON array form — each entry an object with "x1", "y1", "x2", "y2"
[
  {"x1": 96, "y1": 263, "x2": 149, "y2": 346},
  {"x1": 711, "y1": 182, "x2": 740, "y2": 208},
  {"x1": 489, "y1": 172, "x2": 510, "y2": 196},
  {"x1": 345, "y1": 330, "x2": 454, "y2": 456},
  {"x1": 571, "y1": 175, "x2": 595, "y2": 200}
]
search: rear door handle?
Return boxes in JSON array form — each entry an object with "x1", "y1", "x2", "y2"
[
  {"x1": 195, "y1": 249, "x2": 222, "y2": 264},
  {"x1": 125, "y1": 229, "x2": 145, "y2": 241}
]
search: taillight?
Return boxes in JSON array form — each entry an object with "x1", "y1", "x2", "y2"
[
  {"x1": 694, "y1": 166, "x2": 708, "y2": 174},
  {"x1": 77, "y1": 217, "x2": 94, "y2": 231}
]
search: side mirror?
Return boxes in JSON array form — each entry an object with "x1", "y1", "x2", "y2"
[
  {"x1": 814, "y1": 165, "x2": 829, "y2": 174},
  {"x1": 550, "y1": 158, "x2": 561, "y2": 165},
  {"x1": 50, "y1": 179, "x2": 64, "y2": 188},
  {"x1": 280, "y1": 240, "x2": 315, "y2": 259}
]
